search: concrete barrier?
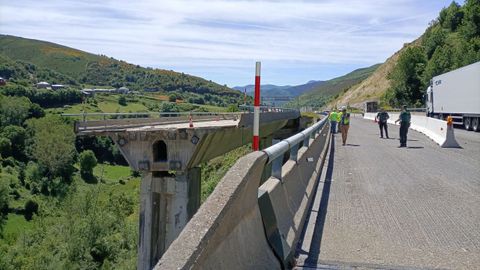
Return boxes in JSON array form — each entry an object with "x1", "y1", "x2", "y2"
[
  {"x1": 258, "y1": 123, "x2": 330, "y2": 267},
  {"x1": 238, "y1": 111, "x2": 301, "y2": 128},
  {"x1": 155, "y1": 152, "x2": 280, "y2": 269},
  {"x1": 156, "y1": 120, "x2": 331, "y2": 269},
  {"x1": 364, "y1": 112, "x2": 460, "y2": 148}
]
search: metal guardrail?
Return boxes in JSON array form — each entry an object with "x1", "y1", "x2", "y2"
[
  {"x1": 239, "y1": 105, "x2": 298, "y2": 113},
  {"x1": 62, "y1": 106, "x2": 298, "y2": 122},
  {"x1": 263, "y1": 117, "x2": 328, "y2": 181},
  {"x1": 62, "y1": 111, "x2": 244, "y2": 122}
]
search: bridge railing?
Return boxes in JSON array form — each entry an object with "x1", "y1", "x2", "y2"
[
  {"x1": 263, "y1": 117, "x2": 328, "y2": 181},
  {"x1": 62, "y1": 105, "x2": 298, "y2": 122},
  {"x1": 62, "y1": 111, "x2": 242, "y2": 122},
  {"x1": 239, "y1": 104, "x2": 298, "y2": 113}
]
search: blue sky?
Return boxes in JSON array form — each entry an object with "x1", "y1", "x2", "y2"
[{"x1": 0, "y1": 0, "x2": 454, "y2": 87}]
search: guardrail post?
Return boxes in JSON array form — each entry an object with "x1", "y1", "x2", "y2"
[
  {"x1": 303, "y1": 137, "x2": 309, "y2": 148},
  {"x1": 272, "y1": 156, "x2": 283, "y2": 181},
  {"x1": 289, "y1": 144, "x2": 299, "y2": 162}
]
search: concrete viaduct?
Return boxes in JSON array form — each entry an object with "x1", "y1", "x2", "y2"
[{"x1": 72, "y1": 110, "x2": 480, "y2": 270}]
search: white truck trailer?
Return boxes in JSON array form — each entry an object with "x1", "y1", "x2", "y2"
[{"x1": 426, "y1": 61, "x2": 480, "y2": 131}]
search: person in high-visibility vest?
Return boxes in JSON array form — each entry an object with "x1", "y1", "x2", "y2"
[
  {"x1": 336, "y1": 109, "x2": 343, "y2": 124},
  {"x1": 329, "y1": 110, "x2": 338, "y2": 134},
  {"x1": 339, "y1": 107, "x2": 351, "y2": 146}
]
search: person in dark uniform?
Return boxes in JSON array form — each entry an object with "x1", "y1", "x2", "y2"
[
  {"x1": 395, "y1": 105, "x2": 411, "y2": 147},
  {"x1": 375, "y1": 109, "x2": 389, "y2": 138}
]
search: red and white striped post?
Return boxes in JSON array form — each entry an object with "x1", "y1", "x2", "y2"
[{"x1": 253, "y1": 61, "x2": 261, "y2": 151}]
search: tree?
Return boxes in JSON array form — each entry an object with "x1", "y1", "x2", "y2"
[
  {"x1": 24, "y1": 199, "x2": 39, "y2": 221},
  {"x1": 1, "y1": 125, "x2": 27, "y2": 160},
  {"x1": 28, "y1": 103, "x2": 45, "y2": 119},
  {"x1": 168, "y1": 93, "x2": 178, "y2": 102},
  {"x1": 27, "y1": 115, "x2": 76, "y2": 182},
  {"x1": 0, "y1": 181, "x2": 9, "y2": 236},
  {"x1": 25, "y1": 161, "x2": 43, "y2": 191},
  {"x1": 459, "y1": 0, "x2": 480, "y2": 40},
  {"x1": 118, "y1": 95, "x2": 127, "y2": 106},
  {"x1": 423, "y1": 25, "x2": 448, "y2": 59},
  {"x1": 440, "y1": 2, "x2": 464, "y2": 31},
  {"x1": 0, "y1": 95, "x2": 31, "y2": 127},
  {"x1": 0, "y1": 137, "x2": 12, "y2": 157},
  {"x1": 79, "y1": 150, "x2": 97, "y2": 182},
  {"x1": 386, "y1": 46, "x2": 427, "y2": 107},
  {"x1": 160, "y1": 102, "x2": 179, "y2": 113},
  {"x1": 423, "y1": 45, "x2": 455, "y2": 85},
  {"x1": 227, "y1": 104, "x2": 239, "y2": 112}
]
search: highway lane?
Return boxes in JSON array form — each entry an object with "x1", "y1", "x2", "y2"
[
  {"x1": 296, "y1": 118, "x2": 480, "y2": 269},
  {"x1": 453, "y1": 128, "x2": 480, "y2": 161}
]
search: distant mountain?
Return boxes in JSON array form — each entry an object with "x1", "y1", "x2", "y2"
[
  {"x1": 233, "y1": 84, "x2": 291, "y2": 97},
  {"x1": 287, "y1": 63, "x2": 381, "y2": 109},
  {"x1": 284, "y1": 80, "x2": 326, "y2": 97},
  {"x1": 233, "y1": 80, "x2": 326, "y2": 98},
  {"x1": 0, "y1": 35, "x2": 242, "y2": 99}
]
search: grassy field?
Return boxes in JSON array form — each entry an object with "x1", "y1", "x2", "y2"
[
  {"x1": 46, "y1": 93, "x2": 229, "y2": 116},
  {"x1": 1, "y1": 213, "x2": 34, "y2": 244},
  {"x1": 93, "y1": 164, "x2": 133, "y2": 184}
]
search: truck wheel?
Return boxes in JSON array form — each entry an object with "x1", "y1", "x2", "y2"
[
  {"x1": 472, "y1": 118, "x2": 479, "y2": 132},
  {"x1": 464, "y1": 117, "x2": 472, "y2": 130}
]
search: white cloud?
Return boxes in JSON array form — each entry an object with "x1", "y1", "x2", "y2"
[{"x1": 0, "y1": 0, "x2": 451, "y2": 86}]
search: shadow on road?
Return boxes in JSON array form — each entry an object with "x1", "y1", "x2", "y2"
[
  {"x1": 407, "y1": 146, "x2": 424, "y2": 149},
  {"x1": 303, "y1": 136, "x2": 335, "y2": 265},
  {"x1": 346, "y1": 144, "x2": 360, "y2": 147}
]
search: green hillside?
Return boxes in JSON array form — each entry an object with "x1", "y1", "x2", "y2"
[
  {"x1": 330, "y1": 0, "x2": 480, "y2": 109},
  {"x1": 0, "y1": 36, "x2": 246, "y2": 269},
  {"x1": 288, "y1": 64, "x2": 380, "y2": 109},
  {"x1": 384, "y1": 0, "x2": 480, "y2": 107},
  {"x1": 0, "y1": 35, "x2": 242, "y2": 101},
  {"x1": 0, "y1": 35, "x2": 99, "y2": 80}
]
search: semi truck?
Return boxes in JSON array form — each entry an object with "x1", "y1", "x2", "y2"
[
  {"x1": 426, "y1": 61, "x2": 480, "y2": 131},
  {"x1": 364, "y1": 101, "x2": 378, "y2": 113}
]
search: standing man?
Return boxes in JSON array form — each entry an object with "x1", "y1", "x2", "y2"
[
  {"x1": 375, "y1": 109, "x2": 390, "y2": 138},
  {"x1": 395, "y1": 105, "x2": 411, "y2": 147},
  {"x1": 329, "y1": 109, "x2": 338, "y2": 134},
  {"x1": 339, "y1": 107, "x2": 351, "y2": 146}
]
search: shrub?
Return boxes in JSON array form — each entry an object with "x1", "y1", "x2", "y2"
[
  {"x1": 79, "y1": 150, "x2": 98, "y2": 183},
  {"x1": 118, "y1": 95, "x2": 127, "y2": 106},
  {"x1": 0, "y1": 137, "x2": 12, "y2": 157},
  {"x1": 24, "y1": 199, "x2": 39, "y2": 221}
]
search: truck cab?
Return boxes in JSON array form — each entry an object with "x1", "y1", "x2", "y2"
[{"x1": 426, "y1": 85, "x2": 433, "y2": 117}]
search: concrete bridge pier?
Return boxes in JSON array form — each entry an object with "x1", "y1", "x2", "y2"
[{"x1": 138, "y1": 168, "x2": 201, "y2": 270}]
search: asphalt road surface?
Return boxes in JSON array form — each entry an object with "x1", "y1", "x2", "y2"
[{"x1": 296, "y1": 117, "x2": 480, "y2": 270}]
